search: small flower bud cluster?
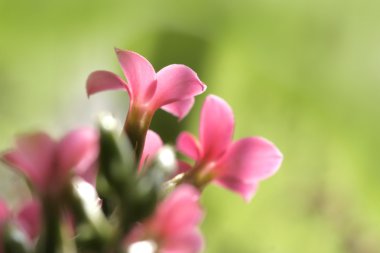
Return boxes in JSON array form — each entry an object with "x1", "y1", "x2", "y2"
[{"x1": 0, "y1": 49, "x2": 283, "y2": 253}]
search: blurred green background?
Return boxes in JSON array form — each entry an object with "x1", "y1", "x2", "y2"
[{"x1": 1, "y1": 0, "x2": 380, "y2": 252}]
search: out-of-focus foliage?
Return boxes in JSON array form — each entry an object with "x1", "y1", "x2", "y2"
[{"x1": 1, "y1": 0, "x2": 379, "y2": 252}]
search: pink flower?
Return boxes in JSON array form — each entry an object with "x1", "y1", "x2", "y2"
[
  {"x1": 0, "y1": 200, "x2": 41, "y2": 253},
  {"x1": 86, "y1": 49, "x2": 206, "y2": 159},
  {"x1": 16, "y1": 200, "x2": 41, "y2": 241},
  {"x1": 0, "y1": 201, "x2": 9, "y2": 220},
  {"x1": 0, "y1": 201, "x2": 8, "y2": 253},
  {"x1": 139, "y1": 130, "x2": 163, "y2": 171},
  {"x1": 1, "y1": 128, "x2": 99, "y2": 197},
  {"x1": 87, "y1": 49, "x2": 206, "y2": 120},
  {"x1": 127, "y1": 185, "x2": 203, "y2": 253},
  {"x1": 176, "y1": 95, "x2": 283, "y2": 202},
  {"x1": 0, "y1": 200, "x2": 10, "y2": 230}
]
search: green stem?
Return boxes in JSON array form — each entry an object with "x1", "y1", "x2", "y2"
[
  {"x1": 123, "y1": 105, "x2": 153, "y2": 163},
  {"x1": 38, "y1": 199, "x2": 62, "y2": 253},
  {"x1": 178, "y1": 162, "x2": 215, "y2": 191}
]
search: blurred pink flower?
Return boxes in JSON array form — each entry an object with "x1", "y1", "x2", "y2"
[
  {"x1": 176, "y1": 95, "x2": 283, "y2": 202},
  {"x1": 0, "y1": 201, "x2": 9, "y2": 224},
  {"x1": 0, "y1": 200, "x2": 11, "y2": 253},
  {"x1": 0, "y1": 199, "x2": 41, "y2": 253},
  {"x1": 139, "y1": 130, "x2": 163, "y2": 171},
  {"x1": 0, "y1": 201, "x2": 9, "y2": 253},
  {"x1": 1, "y1": 128, "x2": 99, "y2": 196},
  {"x1": 0, "y1": 201, "x2": 8, "y2": 253},
  {"x1": 87, "y1": 49, "x2": 206, "y2": 120},
  {"x1": 127, "y1": 185, "x2": 203, "y2": 253},
  {"x1": 16, "y1": 200, "x2": 41, "y2": 241}
]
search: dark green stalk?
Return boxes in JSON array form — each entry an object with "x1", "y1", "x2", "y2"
[{"x1": 37, "y1": 199, "x2": 62, "y2": 253}]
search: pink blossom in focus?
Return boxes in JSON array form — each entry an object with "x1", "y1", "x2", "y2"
[
  {"x1": 176, "y1": 95, "x2": 283, "y2": 202},
  {"x1": 127, "y1": 185, "x2": 203, "y2": 253},
  {"x1": 1, "y1": 128, "x2": 99, "y2": 196},
  {"x1": 86, "y1": 49, "x2": 206, "y2": 120}
]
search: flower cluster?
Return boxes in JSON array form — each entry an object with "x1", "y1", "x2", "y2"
[{"x1": 0, "y1": 49, "x2": 283, "y2": 253}]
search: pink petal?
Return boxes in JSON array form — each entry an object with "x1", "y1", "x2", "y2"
[
  {"x1": 175, "y1": 161, "x2": 192, "y2": 175},
  {"x1": 16, "y1": 200, "x2": 41, "y2": 240},
  {"x1": 200, "y1": 95, "x2": 234, "y2": 161},
  {"x1": 176, "y1": 132, "x2": 201, "y2": 161},
  {"x1": 78, "y1": 162, "x2": 98, "y2": 186},
  {"x1": 139, "y1": 130, "x2": 163, "y2": 171},
  {"x1": 15, "y1": 133, "x2": 56, "y2": 175},
  {"x1": 2, "y1": 133, "x2": 56, "y2": 192},
  {"x1": 1, "y1": 150, "x2": 42, "y2": 188},
  {"x1": 161, "y1": 97, "x2": 195, "y2": 120},
  {"x1": 0, "y1": 200, "x2": 9, "y2": 253},
  {"x1": 58, "y1": 128, "x2": 99, "y2": 179},
  {"x1": 218, "y1": 137, "x2": 283, "y2": 181},
  {"x1": 151, "y1": 185, "x2": 202, "y2": 237},
  {"x1": 124, "y1": 224, "x2": 145, "y2": 246},
  {"x1": 0, "y1": 200, "x2": 9, "y2": 223},
  {"x1": 115, "y1": 49, "x2": 156, "y2": 102},
  {"x1": 126, "y1": 185, "x2": 203, "y2": 252},
  {"x1": 86, "y1": 70, "x2": 130, "y2": 97},
  {"x1": 162, "y1": 229, "x2": 203, "y2": 253},
  {"x1": 215, "y1": 177, "x2": 258, "y2": 202},
  {"x1": 215, "y1": 137, "x2": 282, "y2": 201},
  {"x1": 152, "y1": 65, "x2": 206, "y2": 111}
]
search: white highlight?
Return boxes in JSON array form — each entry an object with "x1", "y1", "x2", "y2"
[
  {"x1": 128, "y1": 240, "x2": 157, "y2": 253},
  {"x1": 157, "y1": 146, "x2": 176, "y2": 171},
  {"x1": 98, "y1": 112, "x2": 119, "y2": 131},
  {"x1": 73, "y1": 178, "x2": 102, "y2": 221}
]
